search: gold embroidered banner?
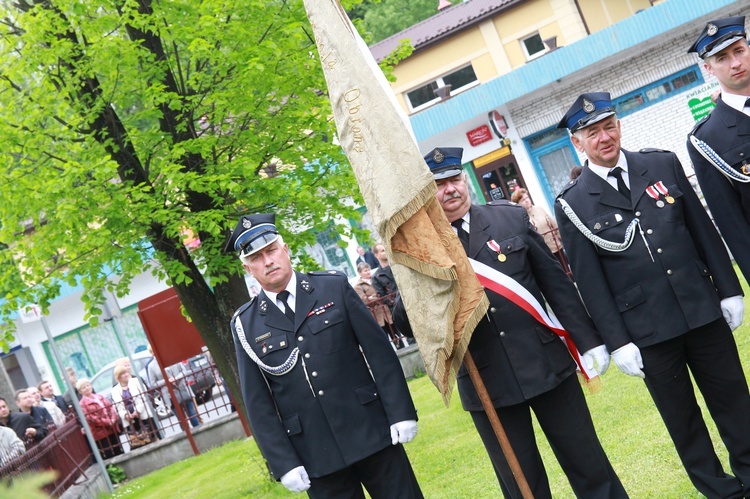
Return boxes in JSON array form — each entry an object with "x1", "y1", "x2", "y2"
[{"x1": 303, "y1": 0, "x2": 488, "y2": 404}]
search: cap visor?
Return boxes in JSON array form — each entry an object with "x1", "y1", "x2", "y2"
[{"x1": 432, "y1": 167, "x2": 463, "y2": 180}]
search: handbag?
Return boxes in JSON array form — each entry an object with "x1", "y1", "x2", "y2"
[
  {"x1": 128, "y1": 428, "x2": 153, "y2": 449},
  {"x1": 153, "y1": 393, "x2": 173, "y2": 419}
]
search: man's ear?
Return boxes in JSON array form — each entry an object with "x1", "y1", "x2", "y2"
[{"x1": 570, "y1": 134, "x2": 583, "y2": 152}]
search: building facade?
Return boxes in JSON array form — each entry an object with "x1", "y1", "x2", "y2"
[{"x1": 371, "y1": 0, "x2": 744, "y2": 213}]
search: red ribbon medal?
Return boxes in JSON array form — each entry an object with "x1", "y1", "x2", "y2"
[{"x1": 487, "y1": 240, "x2": 506, "y2": 262}]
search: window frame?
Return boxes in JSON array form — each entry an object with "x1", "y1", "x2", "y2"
[
  {"x1": 405, "y1": 64, "x2": 479, "y2": 113},
  {"x1": 520, "y1": 32, "x2": 546, "y2": 61},
  {"x1": 612, "y1": 66, "x2": 704, "y2": 118}
]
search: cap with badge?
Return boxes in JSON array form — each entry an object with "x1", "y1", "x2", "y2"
[
  {"x1": 688, "y1": 16, "x2": 747, "y2": 59},
  {"x1": 423, "y1": 147, "x2": 464, "y2": 179},
  {"x1": 557, "y1": 92, "x2": 616, "y2": 133},
  {"x1": 227, "y1": 213, "x2": 280, "y2": 258}
]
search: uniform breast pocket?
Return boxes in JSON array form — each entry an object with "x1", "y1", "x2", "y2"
[
  {"x1": 306, "y1": 308, "x2": 352, "y2": 353},
  {"x1": 585, "y1": 211, "x2": 629, "y2": 243},
  {"x1": 255, "y1": 333, "x2": 290, "y2": 359},
  {"x1": 490, "y1": 236, "x2": 527, "y2": 273}
]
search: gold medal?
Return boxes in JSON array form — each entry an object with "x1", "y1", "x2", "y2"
[
  {"x1": 665, "y1": 195, "x2": 674, "y2": 204},
  {"x1": 498, "y1": 254, "x2": 506, "y2": 262},
  {"x1": 742, "y1": 164, "x2": 750, "y2": 175}
]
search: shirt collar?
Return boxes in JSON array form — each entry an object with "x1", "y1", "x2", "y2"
[
  {"x1": 720, "y1": 91, "x2": 750, "y2": 113},
  {"x1": 587, "y1": 151, "x2": 628, "y2": 182},
  {"x1": 264, "y1": 272, "x2": 297, "y2": 304}
]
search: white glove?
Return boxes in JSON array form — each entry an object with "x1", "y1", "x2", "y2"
[
  {"x1": 581, "y1": 344, "x2": 610, "y2": 376},
  {"x1": 280, "y1": 466, "x2": 310, "y2": 493},
  {"x1": 390, "y1": 420, "x2": 418, "y2": 445},
  {"x1": 720, "y1": 295, "x2": 744, "y2": 331},
  {"x1": 612, "y1": 342, "x2": 645, "y2": 378}
]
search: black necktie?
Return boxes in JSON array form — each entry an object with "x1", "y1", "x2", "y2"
[
  {"x1": 608, "y1": 166, "x2": 631, "y2": 200},
  {"x1": 277, "y1": 290, "x2": 295, "y2": 323},
  {"x1": 451, "y1": 219, "x2": 469, "y2": 251}
]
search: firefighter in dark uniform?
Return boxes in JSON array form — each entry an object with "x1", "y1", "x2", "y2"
[
  {"x1": 228, "y1": 214, "x2": 422, "y2": 498},
  {"x1": 687, "y1": 16, "x2": 750, "y2": 283},
  {"x1": 555, "y1": 92, "x2": 750, "y2": 498},
  {"x1": 397, "y1": 148, "x2": 627, "y2": 499}
]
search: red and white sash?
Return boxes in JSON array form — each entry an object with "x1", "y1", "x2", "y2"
[{"x1": 469, "y1": 258, "x2": 597, "y2": 381}]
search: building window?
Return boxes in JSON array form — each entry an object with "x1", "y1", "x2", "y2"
[
  {"x1": 405, "y1": 65, "x2": 478, "y2": 112},
  {"x1": 521, "y1": 32, "x2": 546, "y2": 61},
  {"x1": 613, "y1": 66, "x2": 703, "y2": 117}
]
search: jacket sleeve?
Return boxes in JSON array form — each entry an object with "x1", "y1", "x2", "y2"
[{"x1": 683, "y1": 147, "x2": 746, "y2": 296}]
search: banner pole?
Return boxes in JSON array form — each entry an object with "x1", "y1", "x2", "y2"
[{"x1": 463, "y1": 351, "x2": 533, "y2": 499}]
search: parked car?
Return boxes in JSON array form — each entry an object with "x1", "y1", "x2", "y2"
[
  {"x1": 89, "y1": 351, "x2": 154, "y2": 402},
  {"x1": 185, "y1": 354, "x2": 216, "y2": 405}
]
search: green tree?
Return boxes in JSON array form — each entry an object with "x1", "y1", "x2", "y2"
[
  {"x1": 0, "y1": 0, "x2": 366, "y2": 403},
  {"x1": 360, "y1": 0, "x2": 439, "y2": 43}
]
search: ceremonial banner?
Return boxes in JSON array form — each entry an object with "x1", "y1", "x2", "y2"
[{"x1": 303, "y1": 0, "x2": 488, "y2": 404}]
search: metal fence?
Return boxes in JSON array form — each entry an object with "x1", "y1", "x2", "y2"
[{"x1": 0, "y1": 356, "x2": 238, "y2": 496}]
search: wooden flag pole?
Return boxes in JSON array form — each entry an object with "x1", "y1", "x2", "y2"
[{"x1": 463, "y1": 351, "x2": 534, "y2": 499}]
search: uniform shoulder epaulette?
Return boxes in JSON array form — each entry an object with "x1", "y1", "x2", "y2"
[
  {"x1": 557, "y1": 178, "x2": 579, "y2": 198},
  {"x1": 310, "y1": 269, "x2": 345, "y2": 277},
  {"x1": 690, "y1": 114, "x2": 710, "y2": 135},
  {"x1": 639, "y1": 148, "x2": 671, "y2": 154},
  {"x1": 231, "y1": 297, "x2": 255, "y2": 321}
]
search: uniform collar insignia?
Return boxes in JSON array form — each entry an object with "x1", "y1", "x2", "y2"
[
  {"x1": 300, "y1": 280, "x2": 312, "y2": 293},
  {"x1": 583, "y1": 98, "x2": 595, "y2": 114},
  {"x1": 259, "y1": 299, "x2": 268, "y2": 313}
]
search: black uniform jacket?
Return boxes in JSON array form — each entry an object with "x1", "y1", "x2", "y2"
[
  {"x1": 688, "y1": 97, "x2": 750, "y2": 281},
  {"x1": 232, "y1": 271, "x2": 417, "y2": 480},
  {"x1": 455, "y1": 202, "x2": 603, "y2": 410},
  {"x1": 555, "y1": 149, "x2": 741, "y2": 352}
]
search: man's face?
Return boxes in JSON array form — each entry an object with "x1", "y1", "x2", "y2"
[
  {"x1": 40, "y1": 382, "x2": 54, "y2": 398},
  {"x1": 704, "y1": 39, "x2": 750, "y2": 94},
  {"x1": 435, "y1": 173, "x2": 472, "y2": 222},
  {"x1": 571, "y1": 116, "x2": 622, "y2": 168},
  {"x1": 27, "y1": 388, "x2": 41, "y2": 404},
  {"x1": 242, "y1": 240, "x2": 293, "y2": 294},
  {"x1": 356, "y1": 246, "x2": 365, "y2": 256},
  {"x1": 16, "y1": 391, "x2": 32, "y2": 410},
  {"x1": 373, "y1": 244, "x2": 387, "y2": 264},
  {"x1": 0, "y1": 400, "x2": 8, "y2": 419}
]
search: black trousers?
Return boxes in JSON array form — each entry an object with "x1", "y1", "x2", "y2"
[
  {"x1": 470, "y1": 373, "x2": 627, "y2": 499},
  {"x1": 307, "y1": 443, "x2": 422, "y2": 499},
  {"x1": 640, "y1": 319, "x2": 750, "y2": 499}
]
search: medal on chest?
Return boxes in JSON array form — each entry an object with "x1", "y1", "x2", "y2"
[{"x1": 487, "y1": 239, "x2": 506, "y2": 262}]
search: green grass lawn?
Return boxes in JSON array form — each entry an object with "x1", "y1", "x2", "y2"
[{"x1": 106, "y1": 277, "x2": 750, "y2": 498}]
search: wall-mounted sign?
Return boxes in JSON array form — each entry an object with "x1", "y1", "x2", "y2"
[
  {"x1": 467, "y1": 124, "x2": 493, "y2": 146},
  {"x1": 489, "y1": 111, "x2": 508, "y2": 138}
]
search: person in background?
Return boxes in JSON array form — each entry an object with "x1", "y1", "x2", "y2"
[
  {"x1": 111, "y1": 364, "x2": 159, "y2": 445},
  {"x1": 371, "y1": 241, "x2": 398, "y2": 298},
  {"x1": 353, "y1": 262, "x2": 404, "y2": 349},
  {"x1": 16, "y1": 390, "x2": 53, "y2": 435},
  {"x1": 0, "y1": 424, "x2": 25, "y2": 466},
  {"x1": 77, "y1": 378, "x2": 123, "y2": 459},
  {"x1": 355, "y1": 245, "x2": 379, "y2": 269},
  {"x1": 62, "y1": 367, "x2": 83, "y2": 407},
  {"x1": 0, "y1": 397, "x2": 43, "y2": 445},
  {"x1": 27, "y1": 386, "x2": 65, "y2": 427},
  {"x1": 39, "y1": 380, "x2": 67, "y2": 414},
  {"x1": 510, "y1": 188, "x2": 566, "y2": 267},
  {"x1": 146, "y1": 347, "x2": 201, "y2": 428}
]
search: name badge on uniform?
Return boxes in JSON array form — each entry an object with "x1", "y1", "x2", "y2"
[{"x1": 255, "y1": 332, "x2": 271, "y2": 343}]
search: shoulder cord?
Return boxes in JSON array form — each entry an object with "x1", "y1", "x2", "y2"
[
  {"x1": 558, "y1": 198, "x2": 653, "y2": 261},
  {"x1": 690, "y1": 135, "x2": 750, "y2": 183}
]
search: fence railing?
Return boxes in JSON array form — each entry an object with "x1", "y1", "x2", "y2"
[
  {"x1": 0, "y1": 417, "x2": 91, "y2": 497},
  {"x1": 0, "y1": 356, "x2": 237, "y2": 496}
]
